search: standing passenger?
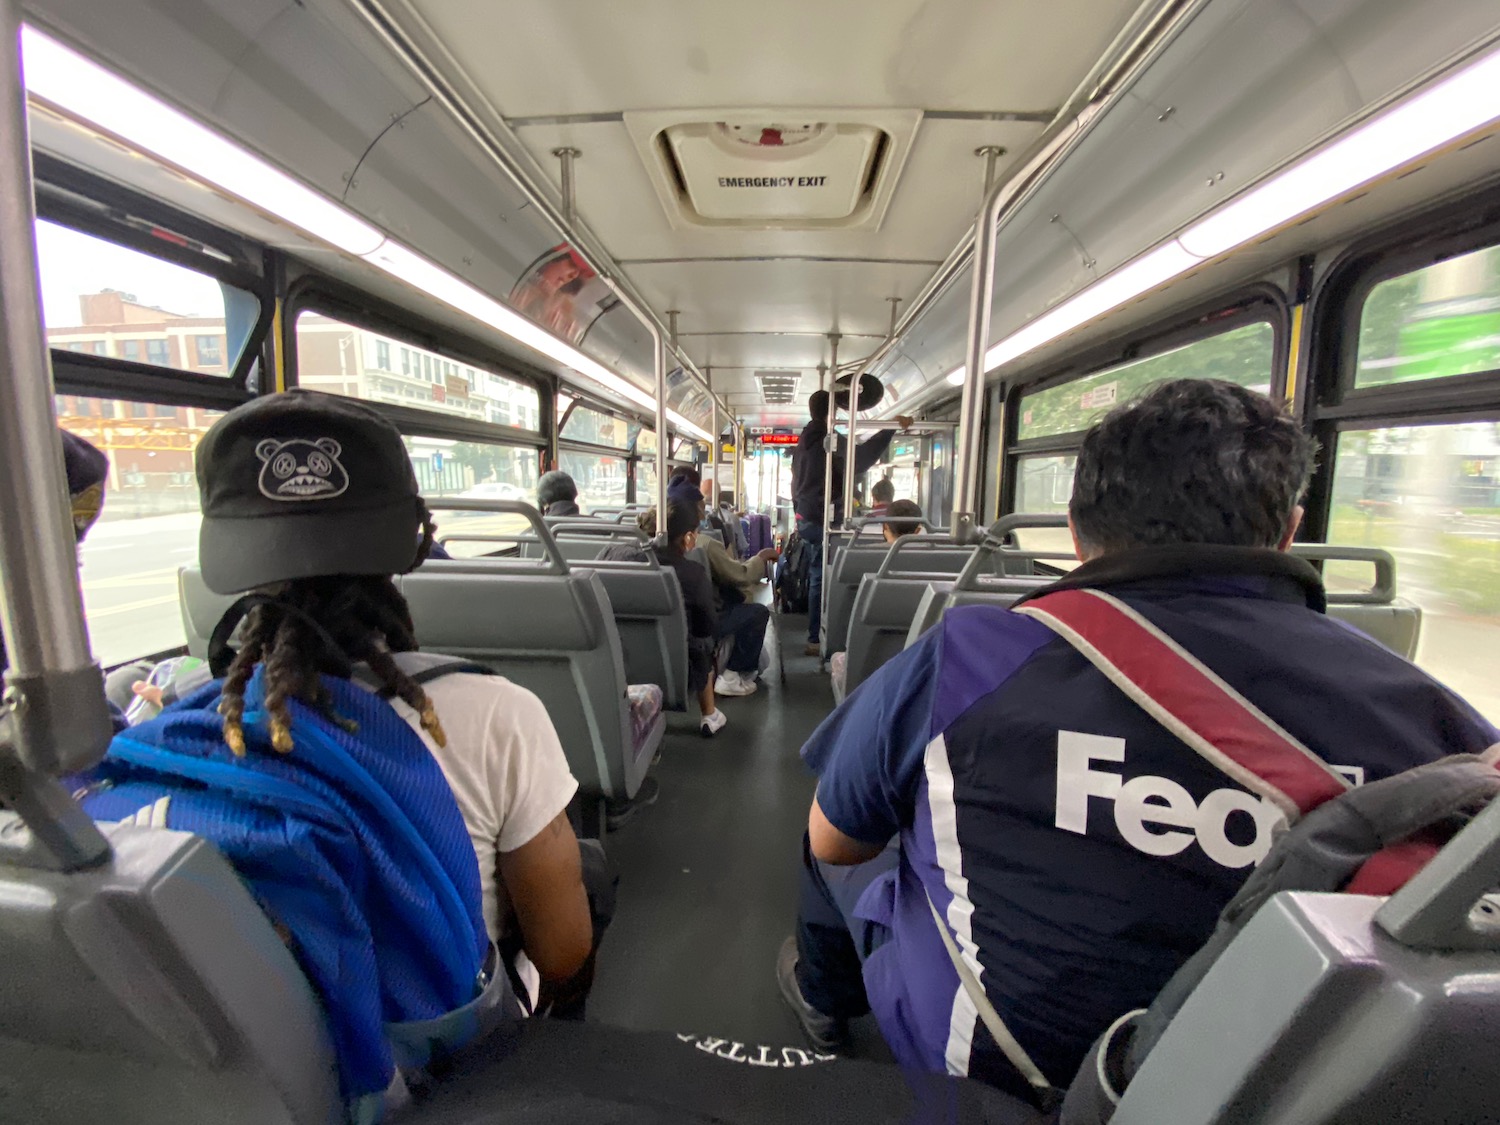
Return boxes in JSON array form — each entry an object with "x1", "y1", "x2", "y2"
[
  {"x1": 790, "y1": 391, "x2": 910, "y2": 656},
  {"x1": 777, "y1": 379, "x2": 1497, "y2": 1102}
]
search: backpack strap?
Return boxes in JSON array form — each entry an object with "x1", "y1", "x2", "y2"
[
  {"x1": 923, "y1": 890, "x2": 1062, "y2": 1111},
  {"x1": 351, "y1": 653, "x2": 497, "y2": 696},
  {"x1": 1015, "y1": 587, "x2": 1349, "y2": 821}
]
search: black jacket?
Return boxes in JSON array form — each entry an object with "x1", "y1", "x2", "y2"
[
  {"x1": 601, "y1": 541, "x2": 717, "y2": 640},
  {"x1": 791, "y1": 420, "x2": 896, "y2": 526}
]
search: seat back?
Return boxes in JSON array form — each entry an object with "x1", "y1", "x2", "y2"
[
  {"x1": 575, "y1": 558, "x2": 690, "y2": 711},
  {"x1": 1289, "y1": 545, "x2": 1421, "y2": 659},
  {"x1": 0, "y1": 820, "x2": 341, "y2": 1125},
  {"x1": 1108, "y1": 795, "x2": 1500, "y2": 1124},
  {"x1": 838, "y1": 575, "x2": 954, "y2": 701},
  {"x1": 823, "y1": 524, "x2": 973, "y2": 656}
]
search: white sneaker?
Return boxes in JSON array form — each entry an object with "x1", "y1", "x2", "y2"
[
  {"x1": 700, "y1": 709, "x2": 728, "y2": 738},
  {"x1": 714, "y1": 670, "x2": 758, "y2": 697}
]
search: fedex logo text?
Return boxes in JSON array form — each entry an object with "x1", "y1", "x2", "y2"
[{"x1": 1054, "y1": 730, "x2": 1288, "y2": 869}]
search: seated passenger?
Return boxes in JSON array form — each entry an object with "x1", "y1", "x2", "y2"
[
  {"x1": 604, "y1": 494, "x2": 727, "y2": 738},
  {"x1": 96, "y1": 392, "x2": 597, "y2": 1036},
  {"x1": 776, "y1": 379, "x2": 1497, "y2": 1103},
  {"x1": 6, "y1": 430, "x2": 128, "y2": 729},
  {"x1": 672, "y1": 465, "x2": 735, "y2": 554},
  {"x1": 538, "y1": 469, "x2": 581, "y2": 517},
  {"x1": 869, "y1": 476, "x2": 895, "y2": 517},
  {"x1": 692, "y1": 488, "x2": 780, "y2": 699},
  {"x1": 881, "y1": 498, "x2": 922, "y2": 544}
]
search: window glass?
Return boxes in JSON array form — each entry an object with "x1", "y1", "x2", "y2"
[
  {"x1": 1018, "y1": 321, "x2": 1276, "y2": 441},
  {"x1": 295, "y1": 312, "x2": 541, "y2": 430},
  {"x1": 560, "y1": 402, "x2": 628, "y2": 448},
  {"x1": 1012, "y1": 453, "x2": 1078, "y2": 561},
  {"x1": 1328, "y1": 422, "x2": 1500, "y2": 719},
  {"x1": 560, "y1": 450, "x2": 627, "y2": 513},
  {"x1": 55, "y1": 394, "x2": 222, "y2": 665},
  {"x1": 1357, "y1": 245, "x2": 1500, "y2": 388},
  {"x1": 36, "y1": 220, "x2": 256, "y2": 378},
  {"x1": 406, "y1": 437, "x2": 536, "y2": 559}
]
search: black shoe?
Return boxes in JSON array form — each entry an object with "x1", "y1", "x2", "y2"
[
  {"x1": 776, "y1": 936, "x2": 845, "y2": 1053},
  {"x1": 605, "y1": 776, "x2": 659, "y2": 832}
]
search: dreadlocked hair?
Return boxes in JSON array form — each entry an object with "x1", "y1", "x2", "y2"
[{"x1": 218, "y1": 509, "x2": 446, "y2": 755}]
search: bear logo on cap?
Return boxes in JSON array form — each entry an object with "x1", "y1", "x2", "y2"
[{"x1": 256, "y1": 437, "x2": 349, "y2": 501}]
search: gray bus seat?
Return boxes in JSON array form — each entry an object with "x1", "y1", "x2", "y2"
[
  {"x1": 0, "y1": 819, "x2": 340, "y2": 1125},
  {"x1": 179, "y1": 501, "x2": 661, "y2": 816},
  {"x1": 832, "y1": 576, "x2": 954, "y2": 704},
  {"x1": 822, "y1": 522, "x2": 973, "y2": 659},
  {"x1": 901, "y1": 522, "x2": 1421, "y2": 661},
  {"x1": 1289, "y1": 545, "x2": 1421, "y2": 659},
  {"x1": 1103, "y1": 788, "x2": 1500, "y2": 1125},
  {"x1": 574, "y1": 558, "x2": 690, "y2": 712}
]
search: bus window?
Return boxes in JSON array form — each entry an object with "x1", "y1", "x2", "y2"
[
  {"x1": 560, "y1": 449, "x2": 628, "y2": 514},
  {"x1": 37, "y1": 220, "x2": 257, "y2": 378},
  {"x1": 1356, "y1": 244, "x2": 1500, "y2": 388},
  {"x1": 1018, "y1": 320, "x2": 1275, "y2": 441},
  {"x1": 636, "y1": 428, "x2": 659, "y2": 505},
  {"x1": 406, "y1": 437, "x2": 536, "y2": 558},
  {"x1": 1328, "y1": 422, "x2": 1500, "y2": 720},
  {"x1": 1014, "y1": 453, "x2": 1078, "y2": 559},
  {"x1": 294, "y1": 312, "x2": 542, "y2": 431},
  {"x1": 561, "y1": 402, "x2": 628, "y2": 447},
  {"x1": 55, "y1": 393, "x2": 222, "y2": 666}
]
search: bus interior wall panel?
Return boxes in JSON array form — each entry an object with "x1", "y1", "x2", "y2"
[
  {"x1": 23, "y1": 0, "x2": 676, "y2": 420},
  {"x1": 866, "y1": 0, "x2": 1500, "y2": 401}
]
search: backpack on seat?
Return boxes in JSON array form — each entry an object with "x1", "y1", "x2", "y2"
[
  {"x1": 79, "y1": 653, "x2": 503, "y2": 1110},
  {"x1": 1058, "y1": 753, "x2": 1500, "y2": 1124}
]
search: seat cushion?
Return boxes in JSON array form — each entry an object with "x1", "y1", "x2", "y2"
[
  {"x1": 627, "y1": 684, "x2": 664, "y2": 751},
  {"x1": 829, "y1": 651, "x2": 847, "y2": 698}
]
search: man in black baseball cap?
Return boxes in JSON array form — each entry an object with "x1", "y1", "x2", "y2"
[{"x1": 195, "y1": 389, "x2": 429, "y2": 594}]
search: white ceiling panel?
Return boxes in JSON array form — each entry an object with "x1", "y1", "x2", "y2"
[
  {"x1": 397, "y1": 0, "x2": 1140, "y2": 418},
  {"x1": 412, "y1": 0, "x2": 1137, "y2": 117}
]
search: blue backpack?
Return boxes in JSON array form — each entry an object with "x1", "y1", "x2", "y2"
[{"x1": 81, "y1": 655, "x2": 499, "y2": 1106}]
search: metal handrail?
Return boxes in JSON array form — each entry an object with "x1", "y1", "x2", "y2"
[
  {"x1": 0, "y1": 0, "x2": 111, "y2": 869},
  {"x1": 950, "y1": 514, "x2": 1071, "y2": 590},
  {"x1": 1290, "y1": 544, "x2": 1398, "y2": 605},
  {"x1": 875, "y1": 534, "x2": 980, "y2": 579},
  {"x1": 424, "y1": 499, "x2": 569, "y2": 575}
]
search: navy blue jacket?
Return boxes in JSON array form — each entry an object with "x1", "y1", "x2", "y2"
[
  {"x1": 805, "y1": 545, "x2": 1496, "y2": 1099},
  {"x1": 791, "y1": 420, "x2": 896, "y2": 526}
]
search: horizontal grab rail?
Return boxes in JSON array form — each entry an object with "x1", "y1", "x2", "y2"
[
  {"x1": 1290, "y1": 544, "x2": 1397, "y2": 604},
  {"x1": 424, "y1": 499, "x2": 568, "y2": 575}
]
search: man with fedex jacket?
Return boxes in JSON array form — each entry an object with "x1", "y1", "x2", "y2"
[{"x1": 776, "y1": 379, "x2": 1496, "y2": 1102}]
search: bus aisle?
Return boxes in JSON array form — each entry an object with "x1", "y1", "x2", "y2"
[{"x1": 589, "y1": 597, "x2": 892, "y2": 1062}]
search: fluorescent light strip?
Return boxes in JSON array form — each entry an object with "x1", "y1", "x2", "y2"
[
  {"x1": 22, "y1": 27, "x2": 713, "y2": 442},
  {"x1": 943, "y1": 39, "x2": 1500, "y2": 386},
  {"x1": 21, "y1": 27, "x2": 384, "y2": 257}
]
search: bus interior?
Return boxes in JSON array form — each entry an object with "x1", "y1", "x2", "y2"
[{"x1": 2, "y1": 0, "x2": 1500, "y2": 1121}]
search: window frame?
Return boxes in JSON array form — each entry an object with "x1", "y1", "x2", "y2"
[
  {"x1": 283, "y1": 278, "x2": 552, "y2": 451},
  {"x1": 998, "y1": 289, "x2": 1290, "y2": 516},
  {"x1": 1302, "y1": 184, "x2": 1500, "y2": 541},
  {"x1": 34, "y1": 155, "x2": 273, "y2": 404}
]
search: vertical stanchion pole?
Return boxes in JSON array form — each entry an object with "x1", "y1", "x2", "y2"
[
  {"x1": 819, "y1": 333, "x2": 840, "y2": 653},
  {"x1": 951, "y1": 174, "x2": 1008, "y2": 544},
  {"x1": 0, "y1": 5, "x2": 112, "y2": 865}
]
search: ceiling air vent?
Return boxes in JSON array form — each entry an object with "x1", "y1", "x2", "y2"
[
  {"x1": 755, "y1": 370, "x2": 802, "y2": 404},
  {"x1": 626, "y1": 108, "x2": 920, "y2": 231}
]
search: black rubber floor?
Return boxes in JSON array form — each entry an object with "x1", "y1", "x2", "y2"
[{"x1": 588, "y1": 606, "x2": 891, "y2": 1060}]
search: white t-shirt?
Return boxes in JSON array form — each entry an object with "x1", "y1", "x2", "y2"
[{"x1": 383, "y1": 672, "x2": 579, "y2": 944}]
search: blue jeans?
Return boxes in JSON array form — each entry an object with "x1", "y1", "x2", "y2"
[
  {"x1": 716, "y1": 601, "x2": 770, "y2": 674},
  {"x1": 794, "y1": 832, "x2": 898, "y2": 1019},
  {"x1": 801, "y1": 519, "x2": 825, "y2": 645}
]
